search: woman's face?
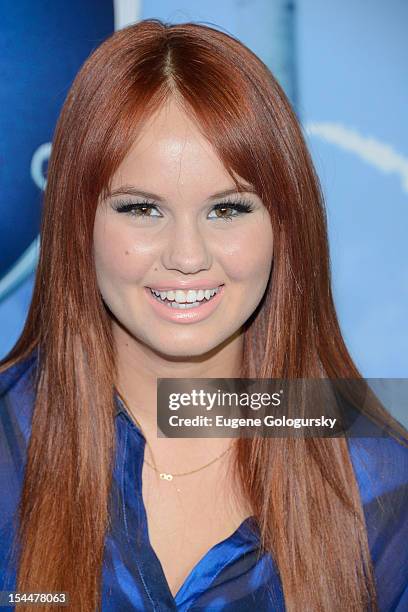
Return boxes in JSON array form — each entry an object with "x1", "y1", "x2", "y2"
[{"x1": 93, "y1": 99, "x2": 273, "y2": 358}]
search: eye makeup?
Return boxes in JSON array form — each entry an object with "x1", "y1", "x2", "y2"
[{"x1": 111, "y1": 194, "x2": 256, "y2": 222}]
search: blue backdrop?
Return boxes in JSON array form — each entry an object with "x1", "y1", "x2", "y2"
[{"x1": 1, "y1": 1, "x2": 406, "y2": 424}]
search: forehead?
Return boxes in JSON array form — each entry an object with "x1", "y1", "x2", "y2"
[{"x1": 109, "y1": 99, "x2": 247, "y2": 199}]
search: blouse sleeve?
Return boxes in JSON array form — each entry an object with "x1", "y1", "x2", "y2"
[{"x1": 347, "y1": 430, "x2": 408, "y2": 611}]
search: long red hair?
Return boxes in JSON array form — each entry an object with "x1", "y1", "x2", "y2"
[{"x1": 1, "y1": 19, "x2": 406, "y2": 611}]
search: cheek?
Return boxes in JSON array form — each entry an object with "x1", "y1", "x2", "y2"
[
  {"x1": 220, "y1": 223, "x2": 273, "y2": 282},
  {"x1": 93, "y1": 217, "x2": 149, "y2": 285}
]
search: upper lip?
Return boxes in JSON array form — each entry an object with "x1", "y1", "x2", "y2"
[{"x1": 147, "y1": 280, "x2": 224, "y2": 291}]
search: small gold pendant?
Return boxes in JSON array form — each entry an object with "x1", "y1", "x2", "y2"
[{"x1": 160, "y1": 472, "x2": 173, "y2": 481}]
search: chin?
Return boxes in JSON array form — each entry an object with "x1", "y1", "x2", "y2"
[
  {"x1": 154, "y1": 342, "x2": 215, "y2": 359},
  {"x1": 146, "y1": 334, "x2": 222, "y2": 359}
]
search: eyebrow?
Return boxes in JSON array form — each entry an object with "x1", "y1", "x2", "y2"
[{"x1": 106, "y1": 185, "x2": 257, "y2": 202}]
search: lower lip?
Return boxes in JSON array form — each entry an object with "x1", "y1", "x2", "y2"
[{"x1": 144, "y1": 285, "x2": 225, "y2": 324}]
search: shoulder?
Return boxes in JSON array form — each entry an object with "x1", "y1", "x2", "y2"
[
  {"x1": 0, "y1": 349, "x2": 39, "y2": 398},
  {"x1": 347, "y1": 421, "x2": 408, "y2": 504},
  {"x1": 0, "y1": 349, "x2": 39, "y2": 444},
  {"x1": 347, "y1": 419, "x2": 408, "y2": 610}
]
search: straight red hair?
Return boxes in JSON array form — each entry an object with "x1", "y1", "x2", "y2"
[{"x1": 1, "y1": 19, "x2": 406, "y2": 611}]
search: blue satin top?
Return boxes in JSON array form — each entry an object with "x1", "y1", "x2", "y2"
[{"x1": 0, "y1": 351, "x2": 407, "y2": 611}]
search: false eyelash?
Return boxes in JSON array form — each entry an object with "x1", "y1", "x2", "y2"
[
  {"x1": 112, "y1": 198, "x2": 255, "y2": 221},
  {"x1": 211, "y1": 201, "x2": 255, "y2": 217}
]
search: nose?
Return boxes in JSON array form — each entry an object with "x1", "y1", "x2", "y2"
[{"x1": 161, "y1": 219, "x2": 212, "y2": 274}]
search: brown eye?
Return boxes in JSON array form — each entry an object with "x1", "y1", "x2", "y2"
[
  {"x1": 214, "y1": 207, "x2": 232, "y2": 218},
  {"x1": 209, "y1": 201, "x2": 255, "y2": 222},
  {"x1": 113, "y1": 201, "x2": 161, "y2": 218},
  {"x1": 135, "y1": 206, "x2": 152, "y2": 216}
]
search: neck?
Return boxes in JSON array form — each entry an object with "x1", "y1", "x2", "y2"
[{"x1": 113, "y1": 321, "x2": 244, "y2": 432}]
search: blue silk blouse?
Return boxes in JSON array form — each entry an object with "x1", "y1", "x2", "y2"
[{"x1": 0, "y1": 351, "x2": 407, "y2": 611}]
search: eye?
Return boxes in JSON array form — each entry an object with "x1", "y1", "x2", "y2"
[
  {"x1": 208, "y1": 200, "x2": 255, "y2": 222},
  {"x1": 112, "y1": 200, "x2": 161, "y2": 218}
]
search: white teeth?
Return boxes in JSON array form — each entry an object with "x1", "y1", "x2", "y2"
[
  {"x1": 175, "y1": 290, "x2": 187, "y2": 303},
  {"x1": 150, "y1": 286, "x2": 220, "y2": 304}
]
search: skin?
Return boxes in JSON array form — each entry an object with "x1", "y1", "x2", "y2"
[{"x1": 93, "y1": 96, "x2": 274, "y2": 459}]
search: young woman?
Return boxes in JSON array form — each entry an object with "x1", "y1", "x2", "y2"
[{"x1": 0, "y1": 18, "x2": 407, "y2": 612}]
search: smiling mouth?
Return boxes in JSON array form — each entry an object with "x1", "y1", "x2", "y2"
[{"x1": 147, "y1": 285, "x2": 223, "y2": 309}]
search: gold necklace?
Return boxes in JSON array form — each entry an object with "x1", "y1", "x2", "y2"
[{"x1": 115, "y1": 387, "x2": 235, "y2": 482}]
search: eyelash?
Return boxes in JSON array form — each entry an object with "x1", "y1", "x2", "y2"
[{"x1": 112, "y1": 199, "x2": 255, "y2": 222}]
